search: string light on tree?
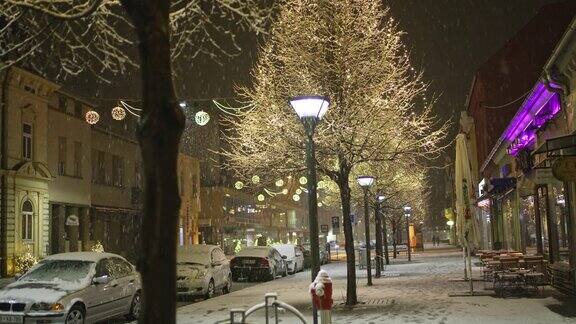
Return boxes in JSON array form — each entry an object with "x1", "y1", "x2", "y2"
[
  {"x1": 234, "y1": 181, "x2": 244, "y2": 190},
  {"x1": 257, "y1": 194, "x2": 265, "y2": 202},
  {"x1": 275, "y1": 179, "x2": 284, "y2": 187},
  {"x1": 292, "y1": 194, "x2": 300, "y2": 202},
  {"x1": 195, "y1": 110, "x2": 210, "y2": 126},
  {"x1": 251, "y1": 175, "x2": 260, "y2": 184},
  {"x1": 299, "y1": 176, "x2": 307, "y2": 185}
]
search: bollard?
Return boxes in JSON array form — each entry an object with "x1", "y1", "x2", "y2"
[{"x1": 310, "y1": 270, "x2": 333, "y2": 324}]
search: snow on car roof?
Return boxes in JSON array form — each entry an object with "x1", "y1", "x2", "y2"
[
  {"x1": 44, "y1": 252, "x2": 122, "y2": 262},
  {"x1": 177, "y1": 244, "x2": 219, "y2": 265}
]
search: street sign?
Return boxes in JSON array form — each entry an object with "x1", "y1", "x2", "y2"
[
  {"x1": 320, "y1": 225, "x2": 329, "y2": 234},
  {"x1": 331, "y1": 216, "x2": 340, "y2": 234}
]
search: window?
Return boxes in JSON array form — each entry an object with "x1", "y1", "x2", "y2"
[
  {"x1": 73, "y1": 141, "x2": 82, "y2": 177},
  {"x1": 21, "y1": 200, "x2": 33, "y2": 241},
  {"x1": 97, "y1": 150, "x2": 106, "y2": 184},
  {"x1": 112, "y1": 155, "x2": 124, "y2": 187},
  {"x1": 135, "y1": 162, "x2": 142, "y2": 188},
  {"x1": 58, "y1": 137, "x2": 67, "y2": 175},
  {"x1": 22, "y1": 123, "x2": 32, "y2": 160},
  {"x1": 58, "y1": 96, "x2": 67, "y2": 112},
  {"x1": 74, "y1": 102, "x2": 83, "y2": 118}
]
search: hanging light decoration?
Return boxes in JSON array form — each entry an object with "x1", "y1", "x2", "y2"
[
  {"x1": 281, "y1": 189, "x2": 288, "y2": 195},
  {"x1": 257, "y1": 194, "x2": 265, "y2": 202},
  {"x1": 195, "y1": 110, "x2": 210, "y2": 126},
  {"x1": 234, "y1": 181, "x2": 244, "y2": 190},
  {"x1": 292, "y1": 194, "x2": 300, "y2": 202},
  {"x1": 111, "y1": 106, "x2": 126, "y2": 121},
  {"x1": 85, "y1": 110, "x2": 100, "y2": 125},
  {"x1": 251, "y1": 175, "x2": 260, "y2": 184},
  {"x1": 275, "y1": 179, "x2": 284, "y2": 187},
  {"x1": 299, "y1": 176, "x2": 308, "y2": 185}
]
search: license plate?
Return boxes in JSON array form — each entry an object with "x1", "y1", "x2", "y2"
[
  {"x1": 244, "y1": 260, "x2": 256, "y2": 264},
  {"x1": 0, "y1": 315, "x2": 23, "y2": 324}
]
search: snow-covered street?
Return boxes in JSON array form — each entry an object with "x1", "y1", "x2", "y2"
[{"x1": 177, "y1": 245, "x2": 576, "y2": 323}]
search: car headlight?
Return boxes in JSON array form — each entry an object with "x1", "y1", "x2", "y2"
[
  {"x1": 195, "y1": 270, "x2": 207, "y2": 279},
  {"x1": 31, "y1": 302, "x2": 64, "y2": 312}
]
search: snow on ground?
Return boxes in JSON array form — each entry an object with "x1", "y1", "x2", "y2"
[{"x1": 177, "y1": 245, "x2": 576, "y2": 324}]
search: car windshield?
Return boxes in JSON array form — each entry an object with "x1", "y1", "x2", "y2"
[{"x1": 21, "y1": 260, "x2": 94, "y2": 284}]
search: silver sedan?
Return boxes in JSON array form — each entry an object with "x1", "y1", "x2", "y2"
[{"x1": 0, "y1": 252, "x2": 141, "y2": 324}]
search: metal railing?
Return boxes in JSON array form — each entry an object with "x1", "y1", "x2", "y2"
[{"x1": 229, "y1": 293, "x2": 307, "y2": 324}]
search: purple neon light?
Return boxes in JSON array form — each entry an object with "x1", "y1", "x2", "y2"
[{"x1": 503, "y1": 81, "x2": 561, "y2": 156}]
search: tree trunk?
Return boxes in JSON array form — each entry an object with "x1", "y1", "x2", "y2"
[
  {"x1": 120, "y1": 1, "x2": 185, "y2": 323},
  {"x1": 374, "y1": 203, "x2": 383, "y2": 277},
  {"x1": 338, "y1": 168, "x2": 357, "y2": 306},
  {"x1": 392, "y1": 219, "x2": 397, "y2": 259},
  {"x1": 382, "y1": 212, "x2": 390, "y2": 265}
]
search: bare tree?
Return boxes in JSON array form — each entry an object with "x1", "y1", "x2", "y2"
[
  {"x1": 1, "y1": 1, "x2": 271, "y2": 323},
  {"x1": 224, "y1": 0, "x2": 448, "y2": 305}
]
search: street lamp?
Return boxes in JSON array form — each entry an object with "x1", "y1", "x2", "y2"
[
  {"x1": 357, "y1": 175, "x2": 375, "y2": 286},
  {"x1": 290, "y1": 95, "x2": 329, "y2": 324},
  {"x1": 447, "y1": 220, "x2": 455, "y2": 245},
  {"x1": 404, "y1": 206, "x2": 412, "y2": 261},
  {"x1": 374, "y1": 194, "x2": 385, "y2": 278}
]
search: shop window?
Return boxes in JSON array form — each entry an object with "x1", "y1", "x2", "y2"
[
  {"x1": 58, "y1": 137, "x2": 67, "y2": 175},
  {"x1": 112, "y1": 155, "x2": 124, "y2": 187},
  {"x1": 22, "y1": 123, "x2": 32, "y2": 160},
  {"x1": 21, "y1": 200, "x2": 33, "y2": 241}
]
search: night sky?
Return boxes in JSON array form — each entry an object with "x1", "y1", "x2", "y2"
[{"x1": 65, "y1": 0, "x2": 571, "y2": 225}]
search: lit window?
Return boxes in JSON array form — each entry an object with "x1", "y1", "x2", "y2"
[
  {"x1": 22, "y1": 123, "x2": 32, "y2": 160},
  {"x1": 21, "y1": 200, "x2": 33, "y2": 241}
]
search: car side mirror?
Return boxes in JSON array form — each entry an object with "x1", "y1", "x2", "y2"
[
  {"x1": 93, "y1": 275, "x2": 110, "y2": 285},
  {"x1": 282, "y1": 255, "x2": 287, "y2": 259}
]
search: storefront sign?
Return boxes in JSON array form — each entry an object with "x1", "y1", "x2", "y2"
[{"x1": 552, "y1": 156, "x2": 576, "y2": 181}]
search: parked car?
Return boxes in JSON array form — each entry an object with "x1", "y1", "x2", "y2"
[
  {"x1": 230, "y1": 246, "x2": 288, "y2": 281},
  {"x1": 273, "y1": 244, "x2": 304, "y2": 274},
  {"x1": 176, "y1": 244, "x2": 231, "y2": 300},
  {"x1": 301, "y1": 243, "x2": 328, "y2": 267},
  {"x1": 0, "y1": 252, "x2": 141, "y2": 324}
]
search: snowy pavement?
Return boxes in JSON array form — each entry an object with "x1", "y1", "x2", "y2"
[{"x1": 177, "y1": 246, "x2": 576, "y2": 323}]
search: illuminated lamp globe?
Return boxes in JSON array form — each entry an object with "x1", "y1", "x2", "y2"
[
  {"x1": 288, "y1": 95, "x2": 330, "y2": 120},
  {"x1": 292, "y1": 194, "x2": 300, "y2": 202},
  {"x1": 195, "y1": 110, "x2": 210, "y2": 126},
  {"x1": 234, "y1": 181, "x2": 244, "y2": 190},
  {"x1": 357, "y1": 175, "x2": 375, "y2": 188},
  {"x1": 447, "y1": 220, "x2": 455, "y2": 226},
  {"x1": 299, "y1": 176, "x2": 307, "y2": 185},
  {"x1": 111, "y1": 106, "x2": 126, "y2": 121},
  {"x1": 85, "y1": 110, "x2": 100, "y2": 125}
]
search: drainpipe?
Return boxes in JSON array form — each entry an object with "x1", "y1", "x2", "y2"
[{"x1": 0, "y1": 68, "x2": 9, "y2": 276}]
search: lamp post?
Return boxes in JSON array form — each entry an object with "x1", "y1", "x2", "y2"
[
  {"x1": 404, "y1": 206, "x2": 412, "y2": 262},
  {"x1": 357, "y1": 175, "x2": 375, "y2": 286},
  {"x1": 289, "y1": 95, "x2": 329, "y2": 324},
  {"x1": 374, "y1": 195, "x2": 385, "y2": 278}
]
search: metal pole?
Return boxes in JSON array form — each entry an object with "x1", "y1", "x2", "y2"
[
  {"x1": 303, "y1": 117, "x2": 320, "y2": 324},
  {"x1": 363, "y1": 188, "x2": 373, "y2": 286},
  {"x1": 374, "y1": 201, "x2": 383, "y2": 278},
  {"x1": 406, "y1": 215, "x2": 411, "y2": 262}
]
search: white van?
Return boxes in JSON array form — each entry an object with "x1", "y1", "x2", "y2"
[{"x1": 273, "y1": 244, "x2": 304, "y2": 274}]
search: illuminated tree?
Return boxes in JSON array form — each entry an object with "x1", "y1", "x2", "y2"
[
  {"x1": 225, "y1": 0, "x2": 448, "y2": 305},
  {"x1": 1, "y1": 1, "x2": 270, "y2": 323}
]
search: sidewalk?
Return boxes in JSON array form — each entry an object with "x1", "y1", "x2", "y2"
[{"x1": 177, "y1": 246, "x2": 576, "y2": 323}]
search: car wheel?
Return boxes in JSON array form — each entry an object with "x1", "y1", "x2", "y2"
[
  {"x1": 268, "y1": 268, "x2": 276, "y2": 281},
  {"x1": 65, "y1": 304, "x2": 85, "y2": 324},
  {"x1": 291, "y1": 264, "x2": 297, "y2": 275},
  {"x1": 205, "y1": 279, "x2": 215, "y2": 300},
  {"x1": 126, "y1": 291, "x2": 141, "y2": 320},
  {"x1": 222, "y1": 275, "x2": 232, "y2": 294},
  {"x1": 282, "y1": 265, "x2": 288, "y2": 277}
]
